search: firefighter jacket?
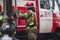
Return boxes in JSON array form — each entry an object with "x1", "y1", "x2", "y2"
[
  {"x1": 0, "y1": 15, "x2": 3, "y2": 21},
  {"x1": 25, "y1": 10, "x2": 36, "y2": 29}
]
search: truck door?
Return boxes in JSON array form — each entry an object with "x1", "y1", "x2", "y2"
[{"x1": 38, "y1": 0, "x2": 53, "y2": 33}]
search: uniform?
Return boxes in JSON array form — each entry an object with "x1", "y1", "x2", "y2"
[
  {"x1": 25, "y1": 10, "x2": 37, "y2": 40},
  {"x1": 0, "y1": 15, "x2": 3, "y2": 27}
]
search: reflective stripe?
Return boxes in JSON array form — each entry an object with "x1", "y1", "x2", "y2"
[
  {"x1": 0, "y1": 15, "x2": 3, "y2": 20},
  {"x1": 0, "y1": 32, "x2": 2, "y2": 35}
]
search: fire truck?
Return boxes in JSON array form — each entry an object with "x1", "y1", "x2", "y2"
[{"x1": 0, "y1": 0, "x2": 60, "y2": 34}]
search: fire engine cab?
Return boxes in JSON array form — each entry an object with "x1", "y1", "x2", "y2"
[{"x1": 37, "y1": 0, "x2": 60, "y2": 33}]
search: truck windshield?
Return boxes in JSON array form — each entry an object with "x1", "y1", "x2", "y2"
[
  {"x1": 40, "y1": 0, "x2": 50, "y2": 9},
  {"x1": 52, "y1": 0, "x2": 60, "y2": 14}
]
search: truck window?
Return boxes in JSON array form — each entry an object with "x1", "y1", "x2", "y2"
[
  {"x1": 40, "y1": 1, "x2": 45, "y2": 9},
  {"x1": 51, "y1": 0, "x2": 55, "y2": 9},
  {"x1": 52, "y1": 0, "x2": 59, "y2": 14},
  {"x1": 40, "y1": 0, "x2": 50, "y2": 10}
]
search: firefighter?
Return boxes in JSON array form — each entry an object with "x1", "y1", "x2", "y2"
[
  {"x1": 0, "y1": 13, "x2": 3, "y2": 27},
  {"x1": 25, "y1": 10, "x2": 37, "y2": 30},
  {"x1": 0, "y1": 13, "x2": 3, "y2": 36},
  {"x1": 25, "y1": 10, "x2": 37, "y2": 40}
]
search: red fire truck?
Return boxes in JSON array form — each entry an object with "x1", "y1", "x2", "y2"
[{"x1": 0, "y1": 0, "x2": 60, "y2": 34}]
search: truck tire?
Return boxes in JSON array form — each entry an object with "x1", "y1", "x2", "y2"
[{"x1": 55, "y1": 27, "x2": 60, "y2": 36}]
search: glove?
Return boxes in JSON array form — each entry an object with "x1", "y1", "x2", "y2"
[{"x1": 13, "y1": 31, "x2": 16, "y2": 34}]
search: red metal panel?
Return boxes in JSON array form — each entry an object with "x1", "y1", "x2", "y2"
[
  {"x1": 17, "y1": 19, "x2": 26, "y2": 27},
  {"x1": 0, "y1": 5, "x2": 2, "y2": 12},
  {"x1": 51, "y1": 13, "x2": 59, "y2": 32},
  {"x1": 12, "y1": 6, "x2": 14, "y2": 10},
  {"x1": 17, "y1": 7, "x2": 27, "y2": 31},
  {"x1": 36, "y1": 0, "x2": 40, "y2": 32},
  {"x1": 17, "y1": 7, "x2": 28, "y2": 13}
]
